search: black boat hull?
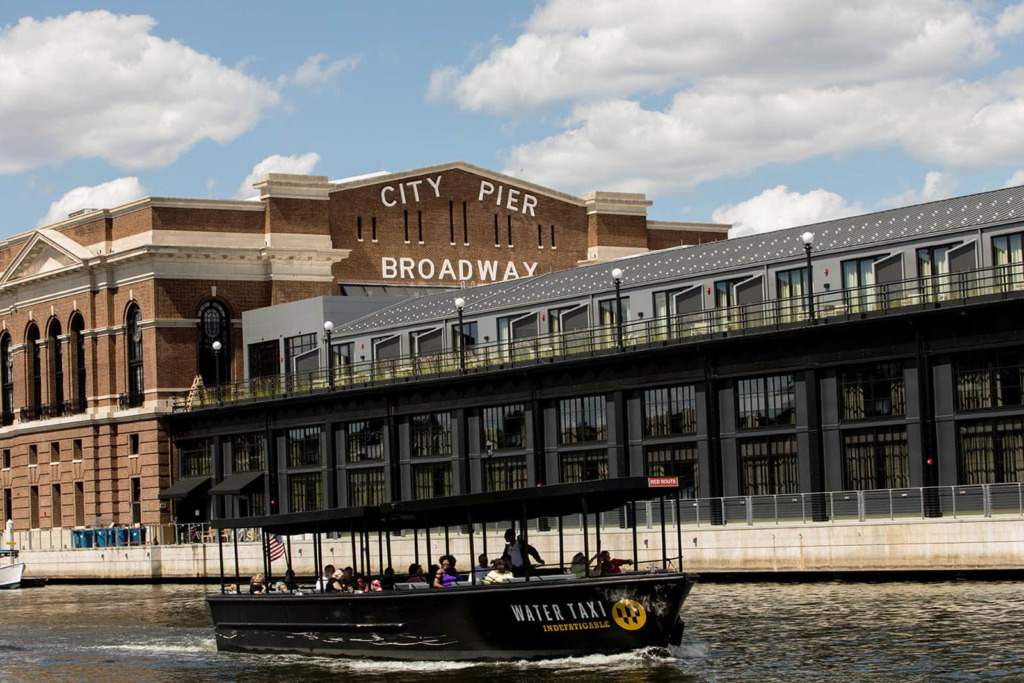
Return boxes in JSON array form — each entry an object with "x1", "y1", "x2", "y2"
[{"x1": 209, "y1": 572, "x2": 693, "y2": 661}]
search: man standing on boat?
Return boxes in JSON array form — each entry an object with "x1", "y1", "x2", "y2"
[{"x1": 503, "y1": 528, "x2": 544, "y2": 577}]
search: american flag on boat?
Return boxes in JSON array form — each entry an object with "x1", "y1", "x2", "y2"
[{"x1": 264, "y1": 533, "x2": 285, "y2": 562}]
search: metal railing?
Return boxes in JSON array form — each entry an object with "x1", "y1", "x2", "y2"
[{"x1": 173, "y1": 263, "x2": 1024, "y2": 412}]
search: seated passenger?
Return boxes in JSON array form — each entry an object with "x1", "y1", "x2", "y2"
[
  {"x1": 473, "y1": 553, "x2": 490, "y2": 583},
  {"x1": 598, "y1": 550, "x2": 633, "y2": 575},
  {"x1": 274, "y1": 568, "x2": 299, "y2": 592},
  {"x1": 249, "y1": 573, "x2": 266, "y2": 594},
  {"x1": 483, "y1": 558, "x2": 513, "y2": 584},
  {"x1": 329, "y1": 570, "x2": 347, "y2": 592},
  {"x1": 407, "y1": 563, "x2": 427, "y2": 583},
  {"x1": 433, "y1": 555, "x2": 460, "y2": 588},
  {"x1": 316, "y1": 564, "x2": 336, "y2": 592},
  {"x1": 339, "y1": 566, "x2": 355, "y2": 592}
]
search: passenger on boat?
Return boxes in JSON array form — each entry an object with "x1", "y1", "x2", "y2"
[
  {"x1": 274, "y1": 569, "x2": 299, "y2": 592},
  {"x1": 483, "y1": 557, "x2": 513, "y2": 584},
  {"x1": 330, "y1": 570, "x2": 348, "y2": 592},
  {"x1": 407, "y1": 563, "x2": 427, "y2": 583},
  {"x1": 569, "y1": 552, "x2": 596, "y2": 578},
  {"x1": 503, "y1": 528, "x2": 544, "y2": 577},
  {"x1": 473, "y1": 554, "x2": 490, "y2": 582},
  {"x1": 249, "y1": 573, "x2": 267, "y2": 594},
  {"x1": 316, "y1": 564, "x2": 336, "y2": 592},
  {"x1": 598, "y1": 550, "x2": 633, "y2": 575},
  {"x1": 381, "y1": 567, "x2": 396, "y2": 590},
  {"x1": 433, "y1": 555, "x2": 461, "y2": 588},
  {"x1": 427, "y1": 563, "x2": 440, "y2": 585},
  {"x1": 339, "y1": 566, "x2": 356, "y2": 592}
]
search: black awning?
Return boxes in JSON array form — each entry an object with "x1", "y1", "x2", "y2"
[
  {"x1": 158, "y1": 476, "x2": 211, "y2": 500},
  {"x1": 209, "y1": 471, "x2": 264, "y2": 496}
]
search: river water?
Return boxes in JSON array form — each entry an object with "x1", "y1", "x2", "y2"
[{"x1": 1, "y1": 580, "x2": 1021, "y2": 682}]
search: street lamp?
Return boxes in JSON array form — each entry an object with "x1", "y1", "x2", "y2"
[
  {"x1": 611, "y1": 267, "x2": 624, "y2": 350},
  {"x1": 455, "y1": 297, "x2": 466, "y2": 374},
  {"x1": 211, "y1": 340, "x2": 222, "y2": 404},
  {"x1": 323, "y1": 320, "x2": 334, "y2": 389},
  {"x1": 801, "y1": 231, "x2": 816, "y2": 323}
]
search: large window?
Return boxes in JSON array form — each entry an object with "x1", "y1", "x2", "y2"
[
  {"x1": 643, "y1": 385, "x2": 697, "y2": 437},
  {"x1": 842, "y1": 255, "x2": 883, "y2": 313},
  {"x1": 737, "y1": 375, "x2": 796, "y2": 429},
  {"x1": 348, "y1": 468, "x2": 387, "y2": 506},
  {"x1": 776, "y1": 267, "x2": 808, "y2": 322},
  {"x1": 26, "y1": 323, "x2": 41, "y2": 412},
  {"x1": 289, "y1": 472, "x2": 322, "y2": 512},
  {"x1": 842, "y1": 427, "x2": 909, "y2": 490},
  {"x1": 917, "y1": 244, "x2": 953, "y2": 302},
  {"x1": 411, "y1": 412, "x2": 451, "y2": 458},
  {"x1": 232, "y1": 433, "x2": 266, "y2": 472},
  {"x1": 559, "y1": 396, "x2": 607, "y2": 444},
  {"x1": 412, "y1": 462, "x2": 452, "y2": 499},
  {"x1": 992, "y1": 231, "x2": 1024, "y2": 291},
  {"x1": 248, "y1": 340, "x2": 280, "y2": 379},
  {"x1": 482, "y1": 404, "x2": 526, "y2": 450},
  {"x1": 645, "y1": 444, "x2": 699, "y2": 498},
  {"x1": 125, "y1": 304, "x2": 143, "y2": 404},
  {"x1": 286, "y1": 426, "x2": 322, "y2": 468},
  {"x1": 0, "y1": 334, "x2": 12, "y2": 424},
  {"x1": 47, "y1": 319, "x2": 63, "y2": 411},
  {"x1": 69, "y1": 314, "x2": 86, "y2": 412},
  {"x1": 955, "y1": 350, "x2": 1024, "y2": 412},
  {"x1": 284, "y1": 333, "x2": 317, "y2": 373},
  {"x1": 347, "y1": 420, "x2": 385, "y2": 462},
  {"x1": 198, "y1": 300, "x2": 230, "y2": 385},
  {"x1": 958, "y1": 417, "x2": 1024, "y2": 485},
  {"x1": 560, "y1": 449, "x2": 609, "y2": 483},
  {"x1": 484, "y1": 455, "x2": 528, "y2": 492},
  {"x1": 179, "y1": 439, "x2": 214, "y2": 477},
  {"x1": 739, "y1": 435, "x2": 799, "y2": 495},
  {"x1": 839, "y1": 362, "x2": 906, "y2": 420}
]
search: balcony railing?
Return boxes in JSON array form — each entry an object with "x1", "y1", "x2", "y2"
[{"x1": 173, "y1": 262, "x2": 1024, "y2": 412}]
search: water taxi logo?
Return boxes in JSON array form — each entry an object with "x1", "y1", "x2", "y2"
[{"x1": 611, "y1": 599, "x2": 647, "y2": 631}]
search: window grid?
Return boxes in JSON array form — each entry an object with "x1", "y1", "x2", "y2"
[
  {"x1": 286, "y1": 426, "x2": 323, "y2": 468},
  {"x1": 644, "y1": 444, "x2": 699, "y2": 498},
  {"x1": 482, "y1": 404, "x2": 526, "y2": 451},
  {"x1": 347, "y1": 420, "x2": 385, "y2": 463},
  {"x1": 737, "y1": 375, "x2": 796, "y2": 429},
  {"x1": 484, "y1": 455, "x2": 528, "y2": 492},
  {"x1": 643, "y1": 385, "x2": 698, "y2": 437},
  {"x1": 559, "y1": 396, "x2": 607, "y2": 444},
  {"x1": 839, "y1": 362, "x2": 906, "y2": 420},
  {"x1": 739, "y1": 435, "x2": 799, "y2": 495},
  {"x1": 232, "y1": 433, "x2": 267, "y2": 472},
  {"x1": 289, "y1": 472, "x2": 323, "y2": 512},
  {"x1": 841, "y1": 427, "x2": 910, "y2": 490},
  {"x1": 559, "y1": 449, "x2": 609, "y2": 483},
  {"x1": 411, "y1": 412, "x2": 452, "y2": 458},
  {"x1": 957, "y1": 417, "x2": 1024, "y2": 485},
  {"x1": 348, "y1": 467, "x2": 387, "y2": 506},
  {"x1": 412, "y1": 462, "x2": 453, "y2": 499},
  {"x1": 955, "y1": 351, "x2": 1024, "y2": 412},
  {"x1": 180, "y1": 440, "x2": 214, "y2": 477}
]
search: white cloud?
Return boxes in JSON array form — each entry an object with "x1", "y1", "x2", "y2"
[
  {"x1": 878, "y1": 171, "x2": 958, "y2": 209},
  {"x1": 235, "y1": 153, "x2": 321, "y2": 199},
  {"x1": 0, "y1": 11, "x2": 280, "y2": 174},
  {"x1": 996, "y1": 3, "x2": 1024, "y2": 36},
  {"x1": 1003, "y1": 169, "x2": 1024, "y2": 187},
  {"x1": 38, "y1": 177, "x2": 147, "y2": 227},
  {"x1": 712, "y1": 186, "x2": 864, "y2": 238},
  {"x1": 293, "y1": 53, "x2": 361, "y2": 86},
  {"x1": 435, "y1": 0, "x2": 993, "y2": 113}
]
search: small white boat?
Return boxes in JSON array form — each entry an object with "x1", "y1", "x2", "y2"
[{"x1": 0, "y1": 561, "x2": 24, "y2": 589}]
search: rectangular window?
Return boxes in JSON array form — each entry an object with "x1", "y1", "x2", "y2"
[
  {"x1": 739, "y1": 435, "x2": 799, "y2": 495},
  {"x1": 412, "y1": 462, "x2": 452, "y2": 499},
  {"x1": 839, "y1": 362, "x2": 906, "y2": 420},
  {"x1": 957, "y1": 417, "x2": 1024, "y2": 485},
  {"x1": 51, "y1": 484, "x2": 61, "y2": 527},
  {"x1": 482, "y1": 404, "x2": 527, "y2": 450},
  {"x1": 842, "y1": 427, "x2": 910, "y2": 490},
  {"x1": 348, "y1": 467, "x2": 387, "y2": 506},
  {"x1": 507, "y1": 215, "x2": 513, "y2": 246},
  {"x1": 74, "y1": 482, "x2": 85, "y2": 526},
  {"x1": 449, "y1": 201, "x2": 455, "y2": 244},
  {"x1": 776, "y1": 266, "x2": 808, "y2": 322},
  {"x1": 346, "y1": 420, "x2": 385, "y2": 463},
  {"x1": 50, "y1": 442, "x2": 59, "y2": 463},
  {"x1": 2, "y1": 489, "x2": 10, "y2": 525},
  {"x1": 645, "y1": 444, "x2": 699, "y2": 498},
  {"x1": 28, "y1": 444, "x2": 37, "y2": 466},
  {"x1": 559, "y1": 449, "x2": 609, "y2": 483},
  {"x1": 286, "y1": 426, "x2": 322, "y2": 468},
  {"x1": 955, "y1": 349, "x2": 1024, "y2": 412},
  {"x1": 284, "y1": 334, "x2": 316, "y2": 373},
  {"x1": 411, "y1": 412, "x2": 452, "y2": 457},
  {"x1": 357, "y1": 216, "x2": 362, "y2": 241},
  {"x1": 404, "y1": 210, "x2": 409, "y2": 242},
  {"x1": 29, "y1": 486, "x2": 38, "y2": 528},
  {"x1": 129, "y1": 434, "x2": 139, "y2": 455},
  {"x1": 232, "y1": 433, "x2": 267, "y2": 471},
  {"x1": 451, "y1": 321, "x2": 478, "y2": 356},
  {"x1": 484, "y1": 455, "x2": 528, "y2": 492},
  {"x1": 130, "y1": 477, "x2": 141, "y2": 525},
  {"x1": 537, "y1": 224, "x2": 543, "y2": 248},
  {"x1": 372, "y1": 216, "x2": 377, "y2": 241},
  {"x1": 842, "y1": 255, "x2": 884, "y2": 313},
  {"x1": 494, "y1": 214, "x2": 499, "y2": 246},
  {"x1": 248, "y1": 340, "x2": 280, "y2": 379},
  {"x1": 417, "y1": 210, "x2": 423, "y2": 242},
  {"x1": 73, "y1": 440, "x2": 82, "y2": 462},
  {"x1": 737, "y1": 375, "x2": 796, "y2": 429},
  {"x1": 643, "y1": 385, "x2": 698, "y2": 437},
  {"x1": 2, "y1": 449, "x2": 9, "y2": 469},
  {"x1": 462, "y1": 202, "x2": 468, "y2": 245},
  {"x1": 559, "y1": 396, "x2": 607, "y2": 444},
  {"x1": 551, "y1": 225, "x2": 556, "y2": 248},
  {"x1": 917, "y1": 244, "x2": 953, "y2": 303},
  {"x1": 179, "y1": 439, "x2": 214, "y2": 477},
  {"x1": 992, "y1": 231, "x2": 1024, "y2": 291},
  {"x1": 652, "y1": 287, "x2": 687, "y2": 337},
  {"x1": 289, "y1": 472, "x2": 323, "y2": 512}
]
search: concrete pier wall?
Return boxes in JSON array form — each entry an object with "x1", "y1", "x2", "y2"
[{"x1": 14, "y1": 518, "x2": 1023, "y2": 582}]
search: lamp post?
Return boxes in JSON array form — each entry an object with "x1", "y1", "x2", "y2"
[
  {"x1": 211, "y1": 340, "x2": 222, "y2": 405},
  {"x1": 455, "y1": 297, "x2": 466, "y2": 374},
  {"x1": 323, "y1": 320, "x2": 334, "y2": 389},
  {"x1": 801, "y1": 231, "x2": 816, "y2": 323},
  {"x1": 611, "y1": 267, "x2": 624, "y2": 350}
]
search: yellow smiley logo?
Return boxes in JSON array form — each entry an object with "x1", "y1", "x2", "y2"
[{"x1": 611, "y1": 599, "x2": 647, "y2": 631}]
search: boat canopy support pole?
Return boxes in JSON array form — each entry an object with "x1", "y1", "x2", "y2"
[
  {"x1": 385, "y1": 519, "x2": 393, "y2": 572},
  {"x1": 660, "y1": 496, "x2": 668, "y2": 569},
  {"x1": 233, "y1": 529, "x2": 240, "y2": 590},
  {"x1": 519, "y1": 504, "x2": 530, "y2": 581},
  {"x1": 582, "y1": 499, "x2": 590, "y2": 578},
  {"x1": 631, "y1": 501, "x2": 639, "y2": 568},
  {"x1": 557, "y1": 516, "x2": 564, "y2": 571},
  {"x1": 467, "y1": 511, "x2": 476, "y2": 585},
  {"x1": 675, "y1": 495, "x2": 683, "y2": 571},
  {"x1": 425, "y1": 518, "x2": 432, "y2": 570},
  {"x1": 217, "y1": 529, "x2": 225, "y2": 593}
]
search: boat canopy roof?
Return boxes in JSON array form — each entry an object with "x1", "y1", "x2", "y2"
[{"x1": 211, "y1": 477, "x2": 679, "y2": 535}]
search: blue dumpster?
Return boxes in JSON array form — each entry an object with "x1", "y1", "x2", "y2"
[
  {"x1": 72, "y1": 529, "x2": 85, "y2": 548},
  {"x1": 83, "y1": 529, "x2": 95, "y2": 547},
  {"x1": 95, "y1": 529, "x2": 115, "y2": 547},
  {"x1": 117, "y1": 528, "x2": 129, "y2": 546}
]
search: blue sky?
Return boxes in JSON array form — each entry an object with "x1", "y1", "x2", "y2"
[{"x1": 4, "y1": 1, "x2": 1024, "y2": 240}]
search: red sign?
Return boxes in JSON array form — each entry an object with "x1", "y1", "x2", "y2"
[{"x1": 648, "y1": 477, "x2": 679, "y2": 488}]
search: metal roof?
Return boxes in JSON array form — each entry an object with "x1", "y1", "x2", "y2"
[{"x1": 333, "y1": 184, "x2": 1024, "y2": 336}]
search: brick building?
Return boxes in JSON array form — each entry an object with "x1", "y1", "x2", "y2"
[{"x1": 0, "y1": 161, "x2": 727, "y2": 530}]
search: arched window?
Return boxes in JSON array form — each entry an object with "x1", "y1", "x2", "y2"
[
  {"x1": 0, "y1": 334, "x2": 12, "y2": 425},
  {"x1": 197, "y1": 300, "x2": 229, "y2": 386},
  {"x1": 126, "y1": 304, "x2": 144, "y2": 406},
  {"x1": 47, "y1": 318, "x2": 63, "y2": 413},
  {"x1": 26, "y1": 323, "x2": 41, "y2": 415},
  {"x1": 69, "y1": 313, "x2": 86, "y2": 413}
]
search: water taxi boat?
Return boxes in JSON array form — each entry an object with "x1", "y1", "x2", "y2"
[
  {"x1": 207, "y1": 477, "x2": 695, "y2": 660},
  {"x1": 0, "y1": 550, "x2": 24, "y2": 589}
]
